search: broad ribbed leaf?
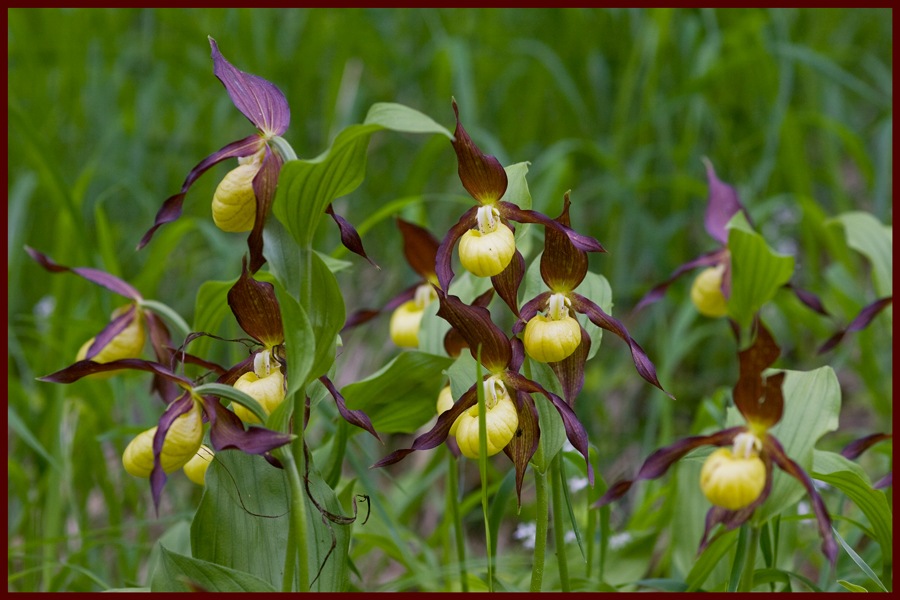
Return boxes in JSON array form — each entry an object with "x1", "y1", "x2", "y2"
[
  {"x1": 725, "y1": 212, "x2": 794, "y2": 328},
  {"x1": 273, "y1": 281, "x2": 315, "y2": 397},
  {"x1": 151, "y1": 545, "x2": 276, "y2": 592},
  {"x1": 830, "y1": 211, "x2": 892, "y2": 297}
]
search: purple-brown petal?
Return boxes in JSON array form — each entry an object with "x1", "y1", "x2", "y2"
[
  {"x1": 144, "y1": 312, "x2": 180, "y2": 403},
  {"x1": 26, "y1": 246, "x2": 143, "y2": 301},
  {"x1": 633, "y1": 249, "x2": 728, "y2": 313},
  {"x1": 204, "y1": 395, "x2": 292, "y2": 455},
  {"x1": 840, "y1": 432, "x2": 892, "y2": 460},
  {"x1": 874, "y1": 472, "x2": 892, "y2": 489},
  {"x1": 491, "y1": 249, "x2": 525, "y2": 318},
  {"x1": 39, "y1": 358, "x2": 194, "y2": 388},
  {"x1": 512, "y1": 292, "x2": 552, "y2": 335},
  {"x1": 504, "y1": 371, "x2": 593, "y2": 486},
  {"x1": 549, "y1": 325, "x2": 591, "y2": 406},
  {"x1": 137, "y1": 134, "x2": 265, "y2": 250},
  {"x1": 766, "y1": 435, "x2": 838, "y2": 565},
  {"x1": 397, "y1": 217, "x2": 440, "y2": 280},
  {"x1": 209, "y1": 37, "x2": 290, "y2": 136},
  {"x1": 817, "y1": 296, "x2": 893, "y2": 354},
  {"x1": 150, "y1": 393, "x2": 196, "y2": 512},
  {"x1": 450, "y1": 99, "x2": 508, "y2": 203},
  {"x1": 327, "y1": 204, "x2": 378, "y2": 269},
  {"x1": 592, "y1": 427, "x2": 744, "y2": 508},
  {"x1": 702, "y1": 158, "x2": 750, "y2": 245},
  {"x1": 247, "y1": 145, "x2": 284, "y2": 273},
  {"x1": 502, "y1": 390, "x2": 540, "y2": 507},
  {"x1": 499, "y1": 202, "x2": 606, "y2": 254},
  {"x1": 733, "y1": 321, "x2": 781, "y2": 425},
  {"x1": 435, "y1": 206, "x2": 479, "y2": 292},
  {"x1": 435, "y1": 288, "x2": 511, "y2": 373},
  {"x1": 444, "y1": 290, "x2": 494, "y2": 357},
  {"x1": 785, "y1": 282, "x2": 829, "y2": 316},
  {"x1": 569, "y1": 293, "x2": 673, "y2": 399},
  {"x1": 509, "y1": 336, "x2": 525, "y2": 373},
  {"x1": 342, "y1": 285, "x2": 418, "y2": 332},
  {"x1": 215, "y1": 354, "x2": 256, "y2": 387},
  {"x1": 227, "y1": 256, "x2": 285, "y2": 347},
  {"x1": 540, "y1": 192, "x2": 589, "y2": 291},
  {"x1": 371, "y1": 384, "x2": 478, "y2": 469},
  {"x1": 85, "y1": 305, "x2": 139, "y2": 360},
  {"x1": 319, "y1": 375, "x2": 382, "y2": 443}
]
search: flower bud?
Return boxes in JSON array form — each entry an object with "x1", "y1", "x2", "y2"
[
  {"x1": 183, "y1": 445, "x2": 214, "y2": 485},
  {"x1": 390, "y1": 302, "x2": 425, "y2": 347},
  {"x1": 700, "y1": 447, "x2": 766, "y2": 510},
  {"x1": 690, "y1": 265, "x2": 728, "y2": 318},
  {"x1": 233, "y1": 369, "x2": 285, "y2": 424},
  {"x1": 524, "y1": 315, "x2": 581, "y2": 363},
  {"x1": 458, "y1": 206, "x2": 516, "y2": 277},
  {"x1": 454, "y1": 382, "x2": 518, "y2": 458},
  {"x1": 122, "y1": 401, "x2": 204, "y2": 478},
  {"x1": 436, "y1": 385, "x2": 461, "y2": 437},
  {"x1": 76, "y1": 307, "x2": 146, "y2": 380},
  {"x1": 211, "y1": 162, "x2": 262, "y2": 233}
]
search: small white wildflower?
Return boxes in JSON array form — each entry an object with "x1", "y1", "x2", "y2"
[
  {"x1": 568, "y1": 477, "x2": 589, "y2": 493},
  {"x1": 514, "y1": 521, "x2": 537, "y2": 549},
  {"x1": 608, "y1": 531, "x2": 632, "y2": 550}
]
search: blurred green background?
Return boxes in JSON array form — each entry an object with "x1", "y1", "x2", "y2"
[{"x1": 8, "y1": 8, "x2": 891, "y2": 591}]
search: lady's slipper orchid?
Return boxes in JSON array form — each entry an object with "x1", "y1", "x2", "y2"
[
  {"x1": 435, "y1": 100, "x2": 606, "y2": 295},
  {"x1": 374, "y1": 289, "x2": 595, "y2": 505},
  {"x1": 592, "y1": 322, "x2": 837, "y2": 565},
  {"x1": 183, "y1": 445, "x2": 214, "y2": 486},
  {"x1": 841, "y1": 432, "x2": 892, "y2": 489},
  {"x1": 512, "y1": 194, "x2": 671, "y2": 404}
]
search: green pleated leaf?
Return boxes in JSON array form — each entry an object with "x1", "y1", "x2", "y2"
[
  {"x1": 504, "y1": 162, "x2": 532, "y2": 244},
  {"x1": 725, "y1": 212, "x2": 795, "y2": 328},
  {"x1": 192, "y1": 279, "x2": 237, "y2": 361},
  {"x1": 527, "y1": 357, "x2": 566, "y2": 473},
  {"x1": 304, "y1": 450, "x2": 354, "y2": 593},
  {"x1": 725, "y1": 367, "x2": 841, "y2": 524},
  {"x1": 340, "y1": 350, "x2": 454, "y2": 433},
  {"x1": 150, "y1": 545, "x2": 276, "y2": 592},
  {"x1": 829, "y1": 211, "x2": 892, "y2": 297},
  {"x1": 685, "y1": 528, "x2": 739, "y2": 592},
  {"x1": 447, "y1": 351, "x2": 479, "y2": 401},
  {"x1": 272, "y1": 103, "x2": 452, "y2": 249},
  {"x1": 273, "y1": 281, "x2": 315, "y2": 397},
  {"x1": 812, "y1": 450, "x2": 892, "y2": 577}
]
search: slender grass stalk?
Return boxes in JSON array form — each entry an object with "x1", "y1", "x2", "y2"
[
  {"x1": 447, "y1": 453, "x2": 469, "y2": 592},
  {"x1": 551, "y1": 454, "x2": 571, "y2": 592},
  {"x1": 531, "y1": 466, "x2": 549, "y2": 592},
  {"x1": 738, "y1": 525, "x2": 760, "y2": 592},
  {"x1": 585, "y1": 500, "x2": 595, "y2": 579},
  {"x1": 474, "y1": 346, "x2": 493, "y2": 592}
]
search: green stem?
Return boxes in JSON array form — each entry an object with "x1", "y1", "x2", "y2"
[
  {"x1": 474, "y1": 347, "x2": 493, "y2": 592},
  {"x1": 282, "y1": 509, "x2": 297, "y2": 592},
  {"x1": 279, "y1": 393, "x2": 309, "y2": 592},
  {"x1": 585, "y1": 500, "x2": 595, "y2": 580},
  {"x1": 531, "y1": 467, "x2": 549, "y2": 592},
  {"x1": 551, "y1": 455, "x2": 571, "y2": 592},
  {"x1": 447, "y1": 454, "x2": 469, "y2": 592},
  {"x1": 738, "y1": 525, "x2": 760, "y2": 592}
]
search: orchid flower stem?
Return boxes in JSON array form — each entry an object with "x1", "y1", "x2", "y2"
[
  {"x1": 738, "y1": 525, "x2": 760, "y2": 592},
  {"x1": 585, "y1": 497, "x2": 595, "y2": 579},
  {"x1": 551, "y1": 454, "x2": 571, "y2": 592},
  {"x1": 530, "y1": 467, "x2": 549, "y2": 592},
  {"x1": 137, "y1": 299, "x2": 192, "y2": 340},
  {"x1": 447, "y1": 453, "x2": 469, "y2": 592},
  {"x1": 279, "y1": 393, "x2": 310, "y2": 592},
  {"x1": 282, "y1": 510, "x2": 297, "y2": 591},
  {"x1": 475, "y1": 346, "x2": 494, "y2": 592}
]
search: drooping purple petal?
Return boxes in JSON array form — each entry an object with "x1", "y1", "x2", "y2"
[
  {"x1": 502, "y1": 390, "x2": 540, "y2": 507},
  {"x1": 504, "y1": 371, "x2": 593, "y2": 486},
  {"x1": 443, "y1": 290, "x2": 494, "y2": 358},
  {"x1": 450, "y1": 99, "x2": 508, "y2": 203},
  {"x1": 327, "y1": 204, "x2": 378, "y2": 269},
  {"x1": 549, "y1": 325, "x2": 591, "y2": 406},
  {"x1": 817, "y1": 296, "x2": 893, "y2": 355},
  {"x1": 26, "y1": 246, "x2": 144, "y2": 301},
  {"x1": 435, "y1": 288, "x2": 512, "y2": 373},
  {"x1": 697, "y1": 456, "x2": 774, "y2": 555},
  {"x1": 342, "y1": 285, "x2": 418, "y2": 332},
  {"x1": 215, "y1": 354, "x2": 256, "y2": 387},
  {"x1": 491, "y1": 249, "x2": 525, "y2": 318},
  {"x1": 137, "y1": 134, "x2": 265, "y2": 250},
  {"x1": 509, "y1": 336, "x2": 525, "y2": 373},
  {"x1": 702, "y1": 158, "x2": 750, "y2": 245},
  {"x1": 397, "y1": 217, "x2": 440, "y2": 280},
  {"x1": 319, "y1": 375, "x2": 382, "y2": 443},
  {"x1": 144, "y1": 311, "x2": 180, "y2": 403},
  {"x1": 733, "y1": 321, "x2": 782, "y2": 426},
  {"x1": 150, "y1": 393, "x2": 196, "y2": 512},
  {"x1": 874, "y1": 472, "x2": 892, "y2": 489},
  {"x1": 84, "y1": 305, "x2": 139, "y2": 360},
  {"x1": 512, "y1": 291, "x2": 552, "y2": 335},
  {"x1": 247, "y1": 144, "x2": 284, "y2": 273},
  {"x1": 371, "y1": 384, "x2": 478, "y2": 469},
  {"x1": 39, "y1": 358, "x2": 194, "y2": 388},
  {"x1": 445, "y1": 436, "x2": 461, "y2": 459},
  {"x1": 633, "y1": 249, "x2": 727, "y2": 313},
  {"x1": 785, "y1": 282, "x2": 829, "y2": 316},
  {"x1": 167, "y1": 346, "x2": 227, "y2": 376},
  {"x1": 209, "y1": 37, "x2": 290, "y2": 137},
  {"x1": 204, "y1": 395, "x2": 293, "y2": 455},
  {"x1": 766, "y1": 435, "x2": 838, "y2": 565},
  {"x1": 499, "y1": 202, "x2": 606, "y2": 254},
  {"x1": 841, "y1": 432, "x2": 892, "y2": 460},
  {"x1": 435, "y1": 206, "x2": 478, "y2": 292},
  {"x1": 540, "y1": 192, "x2": 589, "y2": 292},
  {"x1": 591, "y1": 427, "x2": 745, "y2": 508},
  {"x1": 570, "y1": 293, "x2": 673, "y2": 399},
  {"x1": 227, "y1": 256, "x2": 285, "y2": 347}
]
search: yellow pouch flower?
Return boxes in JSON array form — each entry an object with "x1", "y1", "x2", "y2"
[
  {"x1": 183, "y1": 445, "x2": 214, "y2": 485},
  {"x1": 233, "y1": 369, "x2": 285, "y2": 424},
  {"x1": 455, "y1": 394, "x2": 518, "y2": 459},
  {"x1": 690, "y1": 265, "x2": 728, "y2": 318},
  {"x1": 123, "y1": 401, "x2": 204, "y2": 478},
  {"x1": 212, "y1": 161, "x2": 262, "y2": 233},
  {"x1": 700, "y1": 447, "x2": 766, "y2": 510},
  {"x1": 436, "y1": 385, "x2": 462, "y2": 437},
  {"x1": 458, "y1": 223, "x2": 516, "y2": 278},
  {"x1": 76, "y1": 307, "x2": 146, "y2": 380}
]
